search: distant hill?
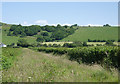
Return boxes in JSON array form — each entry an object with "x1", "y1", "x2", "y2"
[
  {"x1": 61, "y1": 27, "x2": 118, "y2": 42},
  {"x1": 1, "y1": 22, "x2": 118, "y2": 45},
  {"x1": 2, "y1": 23, "x2": 76, "y2": 45}
]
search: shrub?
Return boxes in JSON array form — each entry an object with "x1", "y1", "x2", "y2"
[
  {"x1": 36, "y1": 36, "x2": 44, "y2": 42},
  {"x1": 17, "y1": 39, "x2": 29, "y2": 47},
  {"x1": 2, "y1": 48, "x2": 21, "y2": 69},
  {"x1": 35, "y1": 46, "x2": 118, "y2": 68},
  {"x1": 105, "y1": 40, "x2": 113, "y2": 46}
]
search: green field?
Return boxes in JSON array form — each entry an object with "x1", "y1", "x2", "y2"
[
  {"x1": 2, "y1": 48, "x2": 118, "y2": 82},
  {"x1": 1, "y1": 23, "x2": 119, "y2": 45},
  {"x1": 61, "y1": 27, "x2": 118, "y2": 42},
  {"x1": 2, "y1": 26, "x2": 37, "y2": 45}
]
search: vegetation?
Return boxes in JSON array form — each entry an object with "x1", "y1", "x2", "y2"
[
  {"x1": 17, "y1": 39, "x2": 29, "y2": 47},
  {"x1": 62, "y1": 27, "x2": 118, "y2": 42},
  {"x1": 2, "y1": 23, "x2": 119, "y2": 45},
  {"x1": 30, "y1": 46, "x2": 118, "y2": 68},
  {"x1": 7, "y1": 24, "x2": 76, "y2": 42},
  {"x1": 1, "y1": 23, "x2": 119, "y2": 82},
  {"x1": 2, "y1": 47, "x2": 22, "y2": 69},
  {"x1": 2, "y1": 48, "x2": 118, "y2": 82}
]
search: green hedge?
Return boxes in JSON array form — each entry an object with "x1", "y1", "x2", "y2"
[{"x1": 32, "y1": 46, "x2": 118, "y2": 68}]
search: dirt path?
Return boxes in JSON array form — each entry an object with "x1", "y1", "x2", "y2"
[{"x1": 2, "y1": 48, "x2": 118, "y2": 82}]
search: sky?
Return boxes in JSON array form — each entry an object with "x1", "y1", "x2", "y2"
[{"x1": 2, "y1": 2, "x2": 118, "y2": 26}]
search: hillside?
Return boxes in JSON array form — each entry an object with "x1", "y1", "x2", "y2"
[
  {"x1": 1, "y1": 23, "x2": 37, "y2": 45},
  {"x1": 2, "y1": 48, "x2": 118, "y2": 82},
  {"x1": 2, "y1": 23, "x2": 76, "y2": 45},
  {"x1": 61, "y1": 27, "x2": 118, "y2": 42},
  {"x1": 1, "y1": 23, "x2": 118, "y2": 45}
]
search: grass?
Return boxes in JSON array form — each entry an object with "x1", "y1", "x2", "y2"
[
  {"x1": 2, "y1": 47, "x2": 22, "y2": 69},
  {"x1": 61, "y1": 27, "x2": 118, "y2": 42},
  {"x1": 2, "y1": 48, "x2": 118, "y2": 82},
  {"x1": 87, "y1": 42, "x2": 119, "y2": 46},
  {"x1": 2, "y1": 29, "x2": 37, "y2": 45},
  {"x1": 42, "y1": 42, "x2": 73, "y2": 46},
  {"x1": 2, "y1": 24, "x2": 119, "y2": 45},
  {"x1": 1, "y1": 24, "x2": 37, "y2": 45}
]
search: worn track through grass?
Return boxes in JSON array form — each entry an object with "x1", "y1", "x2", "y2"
[{"x1": 2, "y1": 48, "x2": 118, "y2": 82}]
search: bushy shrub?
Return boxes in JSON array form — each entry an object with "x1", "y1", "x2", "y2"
[
  {"x1": 17, "y1": 39, "x2": 29, "y2": 47},
  {"x1": 63, "y1": 43, "x2": 76, "y2": 48},
  {"x1": 35, "y1": 46, "x2": 118, "y2": 68},
  {"x1": 105, "y1": 40, "x2": 114, "y2": 46},
  {"x1": 2, "y1": 48, "x2": 21, "y2": 69}
]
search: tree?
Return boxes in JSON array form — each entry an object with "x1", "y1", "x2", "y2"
[
  {"x1": 83, "y1": 42, "x2": 87, "y2": 46},
  {"x1": 57, "y1": 24, "x2": 61, "y2": 27},
  {"x1": 63, "y1": 43, "x2": 76, "y2": 48},
  {"x1": 103, "y1": 24, "x2": 111, "y2": 27},
  {"x1": 64, "y1": 25, "x2": 68, "y2": 28},
  {"x1": 7, "y1": 31, "x2": 13, "y2": 36},
  {"x1": 43, "y1": 36, "x2": 52, "y2": 42},
  {"x1": 17, "y1": 39, "x2": 29, "y2": 47},
  {"x1": 20, "y1": 32, "x2": 26, "y2": 37},
  {"x1": 36, "y1": 36, "x2": 44, "y2": 42},
  {"x1": 51, "y1": 30, "x2": 67, "y2": 40},
  {"x1": 41, "y1": 32, "x2": 49, "y2": 36},
  {"x1": 105, "y1": 40, "x2": 113, "y2": 45},
  {"x1": 10, "y1": 25, "x2": 17, "y2": 31},
  {"x1": 72, "y1": 24, "x2": 77, "y2": 26}
]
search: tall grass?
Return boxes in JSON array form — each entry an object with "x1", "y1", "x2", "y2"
[
  {"x1": 2, "y1": 47, "x2": 22, "y2": 69},
  {"x1": 2, "y1": 48, "x2": 118, "y2": 82}
]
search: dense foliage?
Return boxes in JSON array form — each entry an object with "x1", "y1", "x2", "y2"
[
  {"x1": 88, "y1": 39, "x2": 115, "y2": 42},
  {"x1": 17, "y1": 39, "x2": 29, "y2": 47},
  {"x1": 2, "y1": 48, "x2": 21, "y2": 69},
  {"x1": 30, "y1": 46, "x2": 118, "y2": 68},
  {"x1": 7, "y1": 24, "x2": 76, "y2": 42}
]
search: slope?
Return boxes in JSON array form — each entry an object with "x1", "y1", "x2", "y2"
[{"x1": 61, "y1": 27, "x2": 118, "y2": 42}]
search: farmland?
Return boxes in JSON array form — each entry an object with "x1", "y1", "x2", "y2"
[
  {"x1": 1, "y1": 24, "x2": 37, "y2": 45},
  {"x1": 1, "y1": 23, "x2": 119, "y2": 82},
  {"x1": 61, "y1": 27, "x2": 118, "y2": 42},
  {"x1": 1, "y1": 23, "x2": 119, "y2": 45}
]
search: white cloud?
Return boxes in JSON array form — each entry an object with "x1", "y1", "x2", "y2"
[
  {"x1": 85, "y1": 24, "x2": 103, "y2": 26},
  {"x1": 34, "y1": 20, "x2": 48, "y2": 25},
  {"x1": 19, "y1": 21, "x2": 116, "y2": 27},
  {"x1": 21, "y1": 21, "x2": 32, "y2": 26},
  {"x1": 47, "y1": 23, "x2": 74, "y2": 26},
  {"x1": 61, "y1": 23, "x2": 73, "y2": 26},
  {"x1": 23, "y1": 21, "x2": 27, "y2": 25}
]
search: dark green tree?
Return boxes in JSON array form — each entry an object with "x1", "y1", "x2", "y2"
[
  {"x1": 41, "y1": 32, "x2": 49, "y2": 36},
  {"x1": 17, "y1": 39, "x2": 29, "y2": 47},
  {"x1": 36, "y1": 36, "x2": 44, "y2": 42}
]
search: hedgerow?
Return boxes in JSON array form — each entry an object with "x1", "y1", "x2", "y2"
[{"x1": 32, "y1": 46, "x2": 118, "y2": 68}]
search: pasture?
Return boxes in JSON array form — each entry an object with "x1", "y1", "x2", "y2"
[{"x1": 61, "y1": 27, "x2": 118, "y2": 42}]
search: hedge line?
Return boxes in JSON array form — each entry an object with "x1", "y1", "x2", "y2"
[{"x1": 31, "y1": 46, "x2": 119, "y2": 68}]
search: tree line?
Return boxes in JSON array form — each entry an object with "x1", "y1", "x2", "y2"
[{"x1": 7, "y1": 24, "x2": 76, "y2": 42}]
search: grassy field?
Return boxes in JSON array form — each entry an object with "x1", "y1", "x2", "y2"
[
  {"x1": 2, "y1": 48, "x2": 118, "y2": 82},
  {"x1": 1, "y1": 24, "x2": 119, "y2": 45},
  {"x1": 2, "y1": 29, "x2": 37, "y2": 45},
  {"x1": 61, "y1": 27, "x2": 118, "y2": 42},
  {"x1": 1, "y1": 23, "x2": 37, "y2": 45}
]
